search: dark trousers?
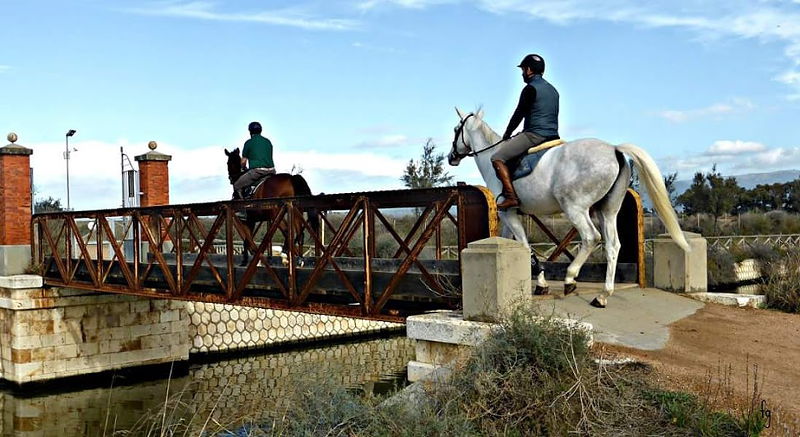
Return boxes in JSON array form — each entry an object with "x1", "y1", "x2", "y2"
[{"x1": 491, "y1": 132, "x2": 546, "y2": 162}]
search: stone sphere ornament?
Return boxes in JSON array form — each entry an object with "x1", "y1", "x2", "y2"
[
  {"x1": 148, "y1": 141, "x2": 158, "y2": 150},
  {"x1": 7, "y1": 132, "x2": 18, "y2": 143}
]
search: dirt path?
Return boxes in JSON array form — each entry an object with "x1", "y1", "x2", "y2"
[{"x1": 598, "y1": 303, "x2": 800, "y2": 430}]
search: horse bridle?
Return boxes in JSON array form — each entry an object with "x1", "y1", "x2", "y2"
[{"x1": 449, "y1": 113, "x2": 503, "y2": 162}]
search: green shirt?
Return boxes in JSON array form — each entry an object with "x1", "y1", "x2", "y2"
[{"x1": 242, "y1": 134, "x2": 274, "y2": 169}]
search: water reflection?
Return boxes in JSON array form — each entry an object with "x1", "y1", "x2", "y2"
[{"x1": 0, "y1": 336, "x2": 414, "y2": 435}]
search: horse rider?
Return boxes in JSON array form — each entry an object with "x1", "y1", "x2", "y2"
[
  {"x1": 491, "y1": 54, "x2": 560, "y2": 210},
  {"x1": 233, "y1": 121, "x2": 276, "y2": 199}
]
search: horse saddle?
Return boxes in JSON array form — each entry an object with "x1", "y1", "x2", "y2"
[
  {"x1": 242, "y1": 173, "x2": 275, "y2": 199},
  {"x1": 510, "y1": 139, "x2": 566, "y2": 180}
]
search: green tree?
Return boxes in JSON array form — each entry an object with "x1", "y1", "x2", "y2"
[
  {"x1": 34, "y1": 196, "x2": 64, "y2": 213},
  {"x1": 401, "y1": 138, "x2": 454, "y2": 189},
  {"x1": 785, "y1": 178, "x2": 800, "y2": 213},
  {"x1": 677, "y1": 165, "x2": 743, "y2": 231},
  {"x1": 663, "y1": 172, "x2": 678, "y2": 206},
  {"x1": 705, "y1": 166, "x2": 744, "y2": 230},
  {"x1": 677, "y1": 172, "x2": 709, "y2": 215}
]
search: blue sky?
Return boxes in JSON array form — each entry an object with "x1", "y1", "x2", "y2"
[{"x1": 2, "y1": 0, "x2": 800, "y2": 210}]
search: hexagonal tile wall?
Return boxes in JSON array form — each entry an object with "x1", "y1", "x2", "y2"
[{"x1": 184, "y1": 302, "x2": 402, "y2": 353}]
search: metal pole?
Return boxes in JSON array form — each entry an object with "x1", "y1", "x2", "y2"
[
  {"x1": 66, "y1": 135, "x2": 70, "y2": 210},
  {"x1": 121, "y1": 146, "x2": 125, "y2": 208}
]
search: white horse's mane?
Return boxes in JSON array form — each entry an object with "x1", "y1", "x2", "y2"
[{"x1": 476, "y1": 115, "x2": 501, "y2": 144}]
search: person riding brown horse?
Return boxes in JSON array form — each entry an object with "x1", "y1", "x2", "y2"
[
  {"x1": 233, "y1": 121, "x2": 276, "y2": 200},
  {"x1": 225, "y1": 147, "x2": 319, "y2": 267}
]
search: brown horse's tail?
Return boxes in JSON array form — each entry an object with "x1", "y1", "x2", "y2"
[{"x1": 290, "y1": 174, "x2": 320, "y2": 236}]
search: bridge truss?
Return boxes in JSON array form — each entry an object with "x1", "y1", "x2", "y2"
[
  {"x1": 32, "y1": 186, "x2": 644, "y2": 321},
  {"x1": 32, "y1": 185, "x2": 496, "y2": 322}
]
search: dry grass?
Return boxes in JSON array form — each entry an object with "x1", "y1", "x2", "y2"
[
  {"x1": 762, "y1": 250, "x2": 800, "y2": 313},
  {"x1": 119, "y1": 308, "x2": 775, "y2": 436}
]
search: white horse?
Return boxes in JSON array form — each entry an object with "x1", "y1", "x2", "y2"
[{"x1": 448, "y1": 108, "x2": 688, "y2": 307}]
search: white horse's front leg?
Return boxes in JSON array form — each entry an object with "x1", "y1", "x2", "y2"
[
  {"x1": 498, "y1": 211, "x2": 549, "y2": 295},
  {"x1": 498, "y1": 210, "x2": 527, "y2": 242}
]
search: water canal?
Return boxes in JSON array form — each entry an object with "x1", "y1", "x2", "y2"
[{"x1": 0, "y1": 335, "x2": 414, "y2": 435}]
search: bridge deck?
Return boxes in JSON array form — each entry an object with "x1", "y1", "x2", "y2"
[{"x1": 32, "y1": 185, "x2": 644, "y2": 321}]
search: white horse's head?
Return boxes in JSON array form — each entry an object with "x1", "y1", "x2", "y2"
[{"x1": 448, "y1": 107, "x2": 485, "y2": 166}]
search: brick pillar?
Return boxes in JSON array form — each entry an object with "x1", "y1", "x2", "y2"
[
  {"x1": 0, "y1": 133, "x2": 33, "y2": 276},
  {"x1": 134, "y1": 141, "x2": 171, "y2": 207}
]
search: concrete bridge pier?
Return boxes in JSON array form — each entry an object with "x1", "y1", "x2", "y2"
[
  {"x1": 653, "y1": 231, "x2": 708, "y2": 292},
  {"x1": 406, "y1": 237, "x2": 593, "y2": 382},
  {"x1": 0, "y1": 135, "x2": 190, "y2": 384}
]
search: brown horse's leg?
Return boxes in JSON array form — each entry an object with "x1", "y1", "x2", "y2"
[
  {"x1": 278, "y1": 221, "x2": 290, "y2": 255},
  {"x1": 240, "y1": 215, "x2": 254, "y2": 267}
]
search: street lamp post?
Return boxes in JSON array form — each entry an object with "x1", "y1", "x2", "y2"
[{"x1": 65, "y1": 129, "x2": 76, "y2": 210}]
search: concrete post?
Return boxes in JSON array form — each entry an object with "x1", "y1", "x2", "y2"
[
  {"x1": 0, "y1": 133, "x2": 33, "y2": 276},
  {"x1": 654, "y1": 232, "x2": 707, "y2": 292},
  {"x1": 134, "y1": 141, "x2": 172, "y2": 207},
  {"x1": 461, "y1": 237, "x2": 531, "y2": 322},
  {"x1": 406, "y1": 237, "x2": 536, "y2": 382}
]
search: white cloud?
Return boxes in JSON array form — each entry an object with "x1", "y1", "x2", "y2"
[
  {"x1": 27, "y1": 137, "x2": 409, "y2": 211},
  {"x1": 353, "y1": 134, "x2": 423, "y2": 149},
  {"x1": 751, "y1": 147, "x2": 800, "y2": 166},
  {"x1": 661, "y1": 139, "x2": 800, "y2": 176},
  {"x1": 127, "y1": 1, "x2": 359, "y2": 31},
  {"x1": 359, "y1": 0, "x2": 800, "y2": 96},
  {"x1": 658, "y1": 98, "x2": 755, "y2": 123},
  {"x1": 357, "y1": 0, "x2": 454, "y2": 11},
  {"x1": 776, "y1": 71, "x2": 800, "y2": 85},
  {"x1": 706, "y1": 140, "x2": 767, "y2": 155}
]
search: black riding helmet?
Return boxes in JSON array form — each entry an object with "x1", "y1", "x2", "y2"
[
  {"x1": 518, "y1": 54, "x2": 545, "y2": 74},
  {"x1": 248, "y1": 121, "x2": 262, "y2": 135}
]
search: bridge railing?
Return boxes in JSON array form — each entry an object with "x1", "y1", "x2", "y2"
[{"x1": 32, "y1": 185, "x2": 496, "y2": 321}]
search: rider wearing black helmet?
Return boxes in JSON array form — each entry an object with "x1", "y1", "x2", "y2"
[
  {"x1": 233, "y1": 121, "x2": 276, "y2": 199},
  {"x1": 491, "y1": 54, "x2": 560, "y2": 210}
]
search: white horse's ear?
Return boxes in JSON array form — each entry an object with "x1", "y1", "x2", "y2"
[
  {"x1": 455, "y1": 107, "x2": 465, "y2": 120},
  {"x1": 476, "y1": 109, "x2": 484, "y2": 119}
]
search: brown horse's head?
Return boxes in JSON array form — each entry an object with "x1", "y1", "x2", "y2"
[{"x1": 224, "y1": 148, "x2": 244, "y2": 185}]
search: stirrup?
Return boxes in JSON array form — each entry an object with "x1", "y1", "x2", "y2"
[{"x1": 496, "y1": 194, "x2": 519, "y2": 209}]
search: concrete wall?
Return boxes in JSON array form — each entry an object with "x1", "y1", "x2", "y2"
[
  {"x1": 0, "y1": 276, "x2": 189, "y2": 384},
  {"x1": 0, "y1": 275, "x2": 404, "y2": 383}
]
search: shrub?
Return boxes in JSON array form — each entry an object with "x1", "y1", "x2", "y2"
[
  {"x1": 762, "y1": 250, "x2": 800, "y2": 313},
  {"x1": 128, "y1": 308, "x2": 777, "y2": 436},
  {"x1": 729, "y1": 243, "x2": 780, "y2": 264},
  {"x1": 708, "y1": 246, "x2": 738, "y2": 287}
]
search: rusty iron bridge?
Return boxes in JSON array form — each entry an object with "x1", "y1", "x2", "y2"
[{"x1": 31, "y1": 186, "x2": 645, "y2": 322}]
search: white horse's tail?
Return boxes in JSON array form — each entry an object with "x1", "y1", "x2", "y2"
[{"x1": 617, "y1": 143, "x2": 690, "y2": 252}]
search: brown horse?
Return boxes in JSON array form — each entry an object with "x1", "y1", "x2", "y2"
[{"x1": 225, "y1": 148, "x2": 319, "y2": 266}]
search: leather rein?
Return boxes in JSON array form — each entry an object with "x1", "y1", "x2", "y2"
[{"x1": 449, "y1": 113, "x2": 503, "y2": 161}]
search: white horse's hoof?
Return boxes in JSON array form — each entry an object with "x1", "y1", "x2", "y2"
[
  {"x1": 533, "y1": 285, "x2": 550, "y2": 296},
  {"x1": 564, "y1": 283, "x2": 577, "y2": 295},
  {"x1": 590, "y1": 297, "x2": 606, "y2": 308}
]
